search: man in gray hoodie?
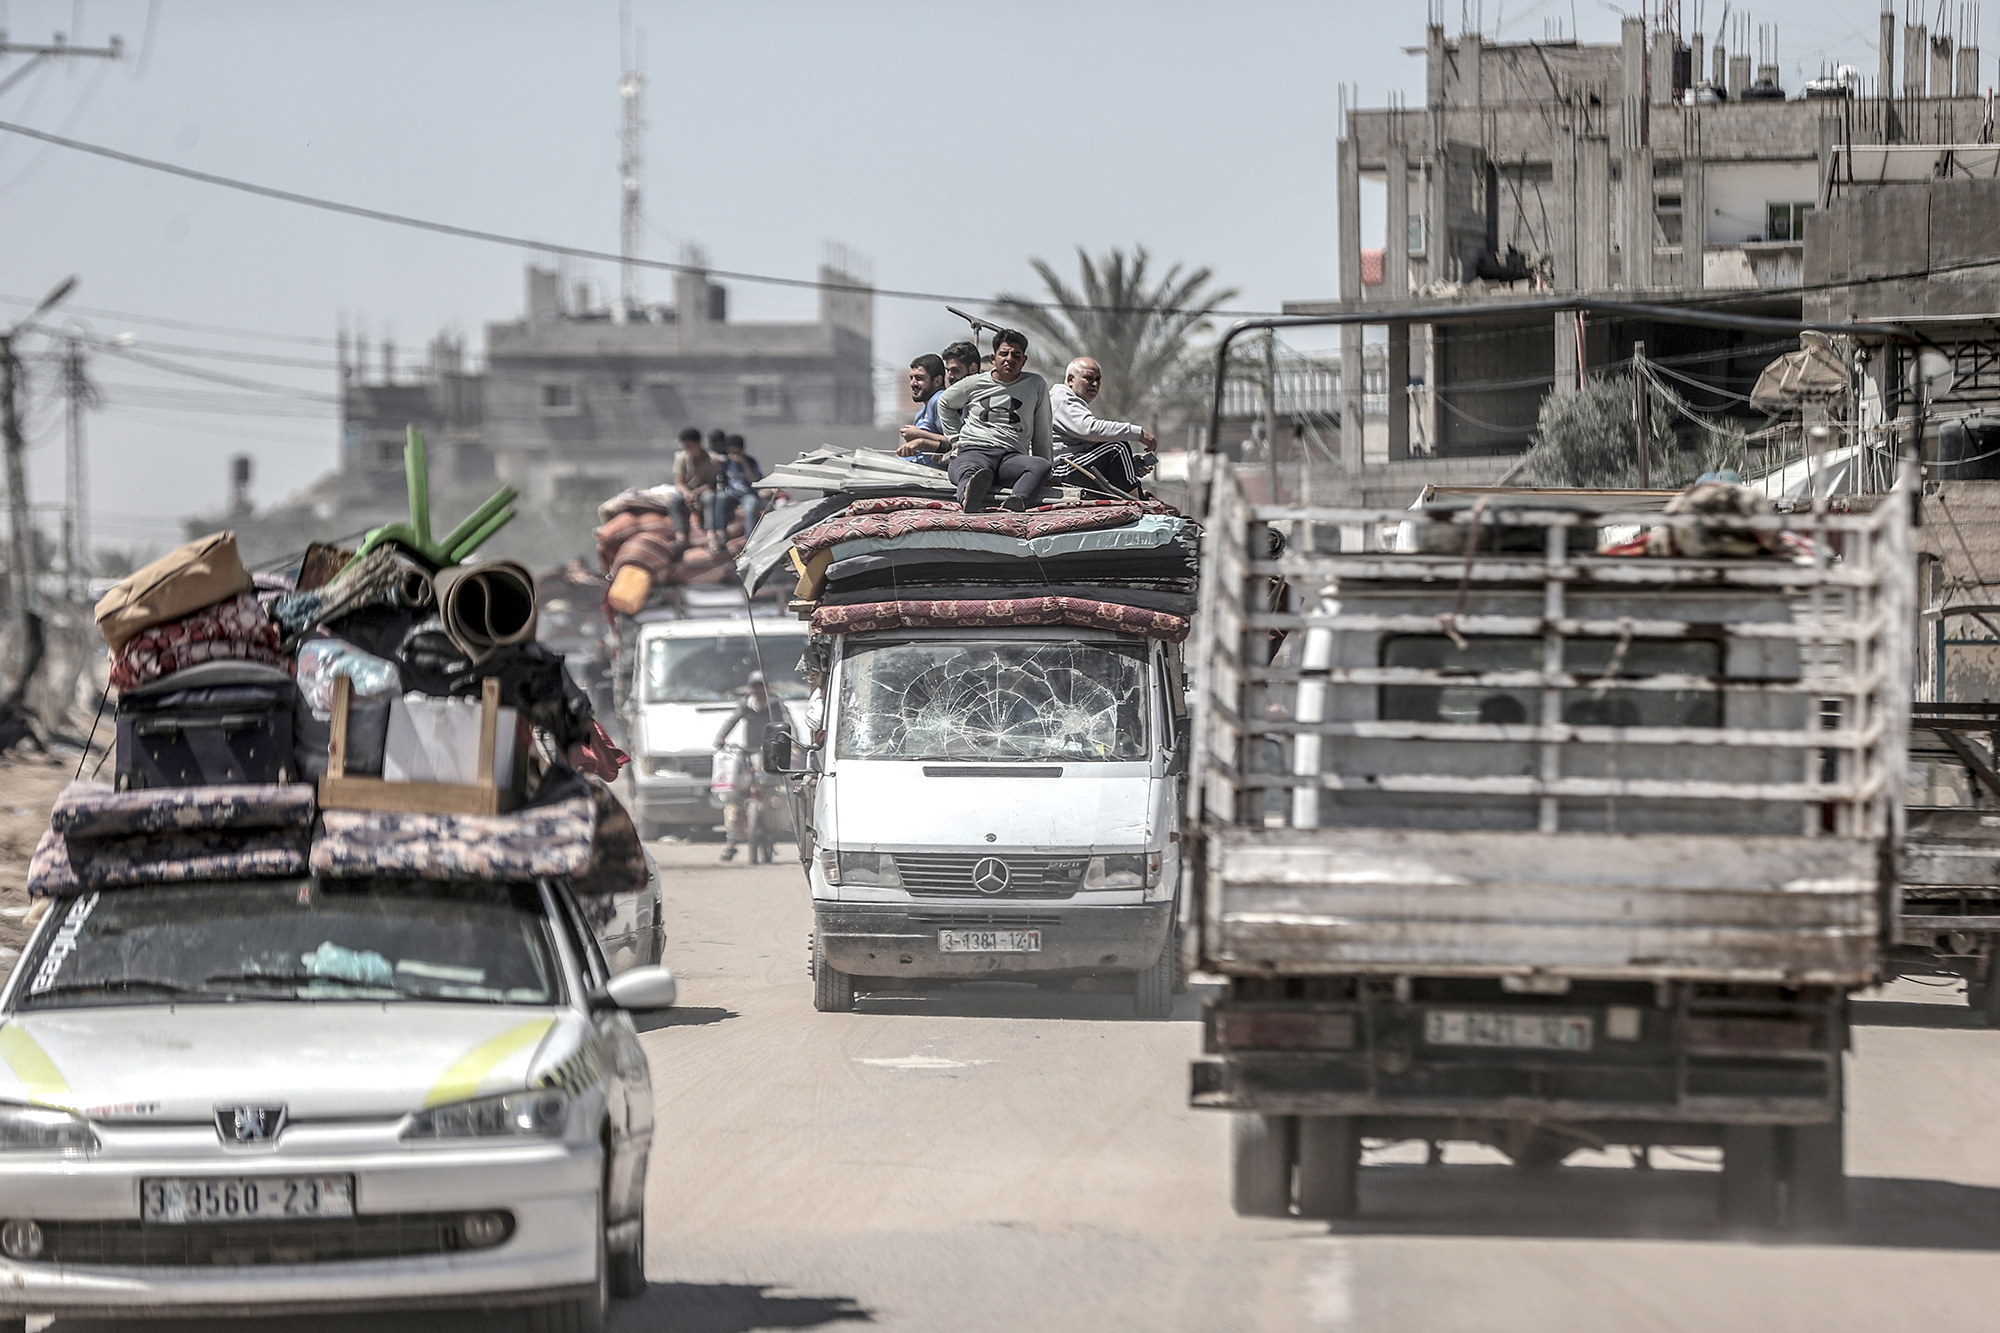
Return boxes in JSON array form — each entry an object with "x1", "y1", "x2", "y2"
[{"x1": 933, "y1": 328, "x2": 1053, "y2": 512}]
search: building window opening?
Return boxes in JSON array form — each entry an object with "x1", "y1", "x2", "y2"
[
  {"x1": 541, "y1": 381, "x2": 576, "y2": 412},
  {"x1": 1765, "y1": 202, "x2": 1814, "y2": 242}
]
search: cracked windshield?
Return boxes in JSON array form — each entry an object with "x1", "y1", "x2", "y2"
[
  {"x1": 16, "y1": 880, "x2": 558, "y2": 1008},
  {"x1": 837, "y1": 640, "x2": 1148, "y2": 762}
]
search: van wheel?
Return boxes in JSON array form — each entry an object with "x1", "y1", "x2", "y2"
[
  {"x1": 608, "y1": 1209, "x2": 646, "y2": 1299},
  {"x1": 1133, "y1": 935, "x2": 1177, "y2": 1019},
  {"x1": 811, "y1": 932, "x2": 854, "y2": 1013},
  {"x1": 1231, "y1": 1113, "x2": 1296, "y2": 1217}
]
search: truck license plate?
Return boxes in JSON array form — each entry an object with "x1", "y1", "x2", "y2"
[
  {"x1": 1424, "y1": 1011, "x2": 1593, "y2": 1052},
  {"x1": 939, "y1": 929, "x2": 1041, "y2": 953},
  {"x1": 141, "y1": 1175, "x2": 354, "y2": 1224}
]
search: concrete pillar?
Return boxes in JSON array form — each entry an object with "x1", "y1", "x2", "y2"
[
  {"x1": 1730, "y1": 53, "x2": 1751, "y2": 99},
  {"x1": 1426, "y1": 24, "x2": 1446, "y2": 106},
  {"x1": 1713, "y1": 41, "x2": 1727, "y2": 90},
  {"x1": 1553, "y1": 314, "x2": 1579, "y2": 394},
  {"x1": 1650, "y1": 29, "x2": 1675, "y2": 105},
  {"x1": 1880, "y1": 10, "x2": 1897, "y2": 140},
  {"x1": 1622, "y1": 18, "x2": 1648, "y2": 138},
  {"x1": 1462, "y1": 35, "x2": 1483, "y2": 107},
  {"x1": 1691, "y1": 35, "x2": 1705, "y2": 95},
  {"x1": 1337, "y1": 135, "x2": 1363, "y2": 472},
  {"x1": 1904, "y1": 25, "x2": 1927, "y2": 102},
  {"x1": 1816, "y1": 117, "x2": 1844, "y2": 211},
  {"x1": 1682, "y1": 153, "x2": 1705, "y2": 290},
  {"x1": 1931, "y1": 34, "x2": 1953, "y2": 99},
  {"x1": 1387, "y1": 322, "x2": 1411, "y2": 461},
  {"x1": 1959, "y1": 46, "x2": 1981, "y2": 96},
  {"x1": 1626, "y1": 146, "x2": 1654, "y2": 288},
  {"x1": 1385, "y1": 140, "x2": 1411, "y2": 298},
  {"x1": 1553, "y1": 127, "x2": 1578, "y2": 290},
  {"x1": 1426, "y1": 153, "x2": 1448, "y2": 284},
  {"x1": 1578, "y1": 136, "x2": 1611, "y2": 289}
]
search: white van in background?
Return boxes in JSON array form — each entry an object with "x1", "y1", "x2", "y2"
[{"x1": 622, "y1": 617, "x2": 811, "y2": 838}]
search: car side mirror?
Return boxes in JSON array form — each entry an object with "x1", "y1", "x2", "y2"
[{"x1": 604, "y1": 965, "x2": 677, "y2": 1011}]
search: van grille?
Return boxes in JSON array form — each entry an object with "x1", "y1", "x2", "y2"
[
  {"x1": 894, "y1": 853, "x2": 1085, "y2": 898},
  {"x1": 31, "y1": 1212, "x2": 513, "y2": 1266},
  {"x1": 908, "y1": 911, "x2": 1065, "y2": 928}
]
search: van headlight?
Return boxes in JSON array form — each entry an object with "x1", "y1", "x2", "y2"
[
  {"x1": 1085, "y1": 853, "x2": 1162, "y2": 891},
  {"x1": 402, "y1": 1089, "x2": 570, "y2": 1140},
  {"x1": 828, "y1": 851, "x2": 901, "y2": 888},
  {"x1": 0, "y1": 1103, "x2": 97, "y2": 1157}
]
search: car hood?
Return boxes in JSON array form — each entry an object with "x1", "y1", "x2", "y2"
[
  {"x1": 0, "y1": 1003, "x2": 585, "y2": 1120},
  {"x1": 830, "y1": 761, "x2": 1154, "y2": 848}
]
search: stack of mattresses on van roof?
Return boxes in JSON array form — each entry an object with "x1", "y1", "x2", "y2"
[{"x1": 737, "y1": 451, "x2": 1200, "y2": 641}]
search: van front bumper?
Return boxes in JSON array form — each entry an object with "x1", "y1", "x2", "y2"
[{"x1": 817, "y1": 901, "x2": 1173, "y2": 979}]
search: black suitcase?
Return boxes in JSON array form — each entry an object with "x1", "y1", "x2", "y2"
[{"x1": 115, "y1": 661, "x2": 297, "y2": 790}]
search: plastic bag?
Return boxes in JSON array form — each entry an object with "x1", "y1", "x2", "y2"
[
  {"x1": 710, "y1": 746, "x2": 741, "y2": 794},
  {"x1": 296, "y1": 638, "x2": 401, "y2": 718}
]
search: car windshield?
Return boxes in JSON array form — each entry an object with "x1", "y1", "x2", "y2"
[
  {"x1": 643, "y1": 635, "x2": 808, "y2": 704},
  {"x1": 13, "y1": 878, "x2": 561, "y2": 1009},
  {"x1": 837, "y1": 639, "x2": 1150, "y2": 762}
]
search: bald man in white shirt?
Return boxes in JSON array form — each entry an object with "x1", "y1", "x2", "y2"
[{"x1": 1049, "y1": 357, "x2": 1158, "y2": 497}]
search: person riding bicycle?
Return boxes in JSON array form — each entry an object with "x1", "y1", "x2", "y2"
[{"x1": 713, "y1": 671, "x2": 776, "y2": 863}]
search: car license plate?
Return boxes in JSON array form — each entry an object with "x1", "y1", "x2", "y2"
[
  {"x1": 1424, "y1": 1011, "x2": 1593, "y2": 1052},
  {"x1": 140, "y1": 1176, "x2": 354, "y2": 1224},
  {"x1": 939, "y1": 929, "x2": 1041, "y2": 953}
]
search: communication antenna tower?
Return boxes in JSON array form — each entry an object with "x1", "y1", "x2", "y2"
[{"x1": 618, "y1": 4, "x2": 645, "y2": 315}]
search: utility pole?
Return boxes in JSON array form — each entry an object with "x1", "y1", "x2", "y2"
[
  {"x1": 616, "y1": 4, "x2": 645, "y2": 317},
  {"x1": 62, "y1": 337, "x2": 95, "y2": 596},
  {"x1": 1633, "y1": 339, "x2": 1650, "y2": 489},
  {"x1": 1263, "y1": 331, "x2": 1281, "y2": 505},
  {"x1": 0, "y1": 30, "x2": 124, "y2": 97},
  {"x1": 0, "y1": 278, "x2": 78, "y2": 700}
]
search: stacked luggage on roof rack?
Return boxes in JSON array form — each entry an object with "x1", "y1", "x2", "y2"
[{"x1": 33, "y1": 428, "x2": 641, "y2": 901}]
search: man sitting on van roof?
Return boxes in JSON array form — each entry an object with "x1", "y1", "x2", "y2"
[
  {"x1": 1051, "y1": 356, "x2": 1156, "y2": 498},
  {"x1": 933, "y1": 328, "x2": 1053, "y2": 513}
]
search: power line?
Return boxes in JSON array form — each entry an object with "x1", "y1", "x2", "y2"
[
  {"x1": 0, "y1": 118, "x2": 1287, "y2": 318},
  {"x1": 0, "y1": 291, "x2": 336, "y2": 347}
]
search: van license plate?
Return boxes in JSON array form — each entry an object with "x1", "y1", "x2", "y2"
[
  {"x1": 939, "y1": 929, "x2": 1041, "y2": 953},
  {"x1": 1424, "y1": 1011, "x2": 1593, "y2": 1052},
  {"x1": 141, "y1": 1175, "x2": 354, "y2": 1223}
]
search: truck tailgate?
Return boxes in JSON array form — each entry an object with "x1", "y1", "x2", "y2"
[{"x1": 1205, "y1": 826, "x2": 1882, "y2": 984}]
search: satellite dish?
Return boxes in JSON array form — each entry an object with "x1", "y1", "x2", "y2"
[{"x1": 1919, "y1": 350, "x2": 1956, "y2": 397}]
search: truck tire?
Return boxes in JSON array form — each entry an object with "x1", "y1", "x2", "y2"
[
  {"x1": 1231, "y1": 1113, "x2": 1297, "y2": 1218},
  {"x1": 1783, "y1": 1113, "x2": 1846, "y2": 1232},
  {"x1": 811, "y1": 932, "x2": 855, "y2": 1013},
  {"x1": 1133, "y1": 935, "x2": 1177, "y2": 1019},
  {"x1": 1295, "y1": 1115, "x2": 1360, "y2": 1220},
  {"x1": 1720, "y1": 1125, "x2": 1783, "y2": 1229}
]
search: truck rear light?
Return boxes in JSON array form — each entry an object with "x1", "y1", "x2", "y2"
[
  {"x1": 1679, "y1": 1017, "x2": 1814, "y2": 1050},
  {"x1": 1216, "y1": 1010, "x2": 1356, "y2": 1051}
]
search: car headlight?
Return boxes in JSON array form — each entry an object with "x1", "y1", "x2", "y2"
[
  {"x1": 402, "y1": 1088, "x2": 570, "y2": 1140},
  {"x1": 0, "y1": 1102, "x2": 98, "y2": 1157},
  {"x1": 1085, "y1": 853, "x2": 1162, "y2": 890},
  {"x1": 830, "y1": 851, "x2": 900, "y2": 888}
]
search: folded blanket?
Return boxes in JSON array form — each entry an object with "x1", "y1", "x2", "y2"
[
  {"x1": 109, "y1": 592, "x2": 287, "y2": 692},
  {"x1": 816, "y1": 583, "x2": 1198, "y2": 616},
  {"x1": 792, "y1": 502, "x2": 1145, "y2": 556},
  {"x1": 827, "y1": 513, "x2": 1190, "y2": 564},
  {"x1": 51, "y1": 780, "x2": 316, "y2": 839},
  {"x1": 271, "y1": 547, "x2": 434, "y2": 643},
  {"x1": 312, "y1": 794, "x2": 596, "y2": 881},
  {"x1": 824, "y1": 547, "x2": 1197, "y2": 589},
  {"x1": 810, "y1": 596, "x2": 1189, "y2": 642}
]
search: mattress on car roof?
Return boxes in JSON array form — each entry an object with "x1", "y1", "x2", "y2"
[{"x1": 815, "y1": 582, "x2": 1197, "y2": 615}]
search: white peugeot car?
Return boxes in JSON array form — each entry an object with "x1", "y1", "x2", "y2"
[{"x1": 0, "y1": 872, "x2": 675, "y2": 1331}]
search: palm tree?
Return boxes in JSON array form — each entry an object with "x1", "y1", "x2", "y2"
[{"x1": 990, "y1": 246, "x2": 1239, "y2": 422}]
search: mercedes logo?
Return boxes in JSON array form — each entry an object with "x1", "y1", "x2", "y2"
[{"x1": 971, "y1": 857, "x2": 1011, "y2": 894}]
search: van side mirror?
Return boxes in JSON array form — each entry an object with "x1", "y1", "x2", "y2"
[
  {"x1": 1165, "y1": 747, "x2": 1188, "y2": 777},
  {"x1": 764, "y1": 724, "x2": 801, "y2": 775}
]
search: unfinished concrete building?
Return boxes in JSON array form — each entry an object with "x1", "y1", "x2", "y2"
[{"x1": 1288, "y1": 6, "x2": 1992, "y2": 500}]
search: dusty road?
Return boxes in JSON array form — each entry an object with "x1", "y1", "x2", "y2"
[{"x1": 32, "y1": 833, "x2": 2000, "y2": 1332}]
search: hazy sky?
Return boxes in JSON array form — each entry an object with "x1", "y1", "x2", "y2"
[{"x1": 0, "y1": 0, "x2": 1961, "y2": 554}]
